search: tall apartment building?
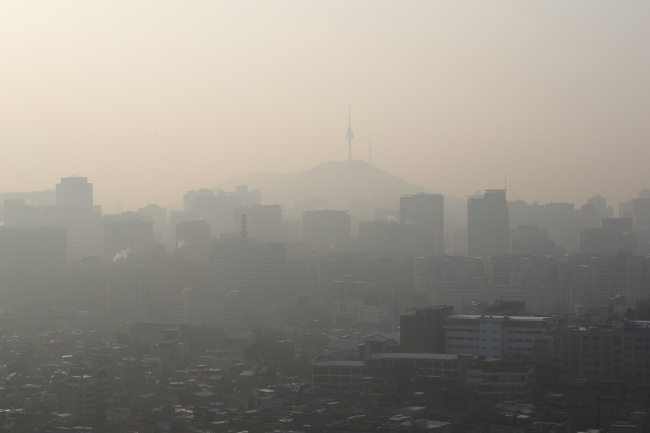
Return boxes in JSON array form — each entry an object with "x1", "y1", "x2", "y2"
[
  {"x1": 103, "y1": 213, "x2": 155, "y2": 262},
  {"x1": 0, "y1": 226, "x2": 67, "y2": 305},
  {"x1": 175, "y1": 220, "x2": 211, "y2": 265},
  {"x1": 400, "y1": 305, "x2": 454, "y2": 353},
  {"x1": 444, "y1": 314, "x2": 557, "y2": 361},
  {"x1": 233, "y1": 204, "x2": 282, "y2": 243},
  {"x1": 560, "y1": 320, "x2": 650, "y2": 387},
  {"x1": 468, "y1": 189, "x2": 509, "y2": 257},
  {"x1": 574, "y1": 253, "x2": 649, "y2": 306},
  {"x1": 55, "y1": 375, "x2": 98, "y2": 422},
  {"x1": 580, "y1": 218, "x2": 636, "y2": 255},
  {"x1": 303, "y1": 210, "x2": 350, "y2": 250},
  {"x1": 400, "y1": 193, "x2": 444, "y2": 256},
  {"x1": 56, "y1": 176, "x2": 93, "y2": 207},
  {"x1": 52, "y1": 176, "x2": 101, "y2": 261},
  {"x1": 210, "y1": 242, "x2": 286, "y2": 324},
  {"x1": 312, "y1": 352, "x2": 534, "y2": 397},
  {"x1": 414, "y1": 256, "x2": 487, "y2": 313}
]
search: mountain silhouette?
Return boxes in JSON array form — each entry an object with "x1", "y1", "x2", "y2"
[{"x1": 219, "y1": 160, "x2": 432, "y2": 210}]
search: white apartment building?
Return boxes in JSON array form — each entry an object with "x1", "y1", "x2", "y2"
[{"x1": 444, "y1": 314, "x2": 556, "y2": 361}]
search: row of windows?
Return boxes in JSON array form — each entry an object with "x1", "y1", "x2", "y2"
[
  {"x1": 445, "y1": 328, "x2": 480, "y2": 333},
  {"x1": 448, "y1": 344, "x2": 499, "y2": 351},
  {"x1": 312, "y1": 367, "x2": 366, "y2": 375},
  {"x1": 506, "y1": 330, "x2": 544, "y2": 335}
]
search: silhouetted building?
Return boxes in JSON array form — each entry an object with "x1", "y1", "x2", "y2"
[
  {"x1": 414, "y1": 256, "x2": 487, "y2": 313},
  {"x1": 560, "y1": 320, "x2": 650, "y2": 387},
  {"x1": 0, "y1": 226, "x2": 67, "y2": 306},
  {"x1": 303, "y1": 210, "x2": 350, "y2": 250},
  {"x1": 56, "y1": 176, "x2": 93, "y2": 207},
  {"x1": 176, "y1": 220, "x2": 211, "y2": 265},
  {"x1": 233, "y1": 204, "x2": 282, "y2": 243},
  {"x1": 358, "y1": 221, "x2": 431, "y2": 256},
  {"x1": 509, "y1": 200, "x2": 579, "y2": 253},
  {"x1": 231, "y1": 185, "x2": 261, "y2": 206},
  {"x1": 444, "y1": 314, "x2": 556, "y2": 361},
  {"x1": 632, "y1": 197, "x2": 650, "y2": 230},
  {"x1": 51, "y1": 176, "x2": 102, "y2": 261},
  {"x1": 400, "y1": 193, "x2": 444, "y2": 256},
  {"x1": 400, "y1": 305, "x2": 453, "y2": 353},
  {"x1": 138, "y1": 204, "x2": 167, "y2": 245},
  {"x1": 210, "y1": 242, "x2": 286, "y2": 325},
  {"x1": 103, "y1": 213, "x2": 155, "y2": 262},
  {"x1": 510, "y1": 224, "x2": 564, "y2": 257},
  {"x1": 183, "y1": 188, "x2": 214, "y2": 213},
  {"x1": 326, "y1": 275, "x2": 390, "y2": 325},
  {"x1": 468, "y1": 189, "x2": 509, "y2": 257},
  {"x1": 580, "y1": 218, "x2": 636, "y2": 255},
  {"x1": 55, "y1": 375, "x2": 99, "y2": 422},
  {"x1": 191, "y1": 195, "x2": 240, "y2": 237}
]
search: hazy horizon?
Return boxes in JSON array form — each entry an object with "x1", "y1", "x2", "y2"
[{"x1": 2, "y1": 1, "x2": 649, "y2": 211}]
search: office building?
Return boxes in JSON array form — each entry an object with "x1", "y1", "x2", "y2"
[
  {"x1": 56, "y1": 176, "x2": 93, "y2": 207},
  {"x1": 468, "y1": 190, "x2": 509, "y2": 257},
  {"x1": 103, "y1": 213, "x2": 155, "y2": 262},
  {"x1": 55, "y1": 375, "x2": 98, "y2": 422},
  {"x1": 191, "y1": 195, "x2": 241, "y2": 237},
  {"x1": 303, "y1": 210, "x2": 350, "y2": 250},
  {"x1": 0, "y1": 226, "x2": 67, "y2": 305},
  {"x1": 580, "y1": 218, "x2": 636, "y2": 255},
  {"x1": 444, "y1": 314, "x2": 556, "y2": 361},
  {"x1": 175, "y1": 220, "x2": 211, "y2": 265},
  {"x1": 560, "y1": 320, "x2": 650, "y2": 387},
  {"x1": 210, "y1": 242, "x2": 286, "y2": 325},
  {"x1": 400, "y1": 305, "x2": 454, "y2": 353},
  {"x1": 400, "y1": 193, "x2": 444, "y2": 256},
  {"x1": 358, "y1": 221, "x2": 431, "y2": 257},
  {"x1": 52, "y1": 176, "x2": 102, "y2": 261},
  {"x1": 233, "y1": 204, "x2": 282, "y2": 243}
]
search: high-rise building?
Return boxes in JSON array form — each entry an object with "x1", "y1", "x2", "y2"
[
  {"x1": 580, "y1": 218, "x2": 636, "y2": 255},
  {"x1": 56, "y1": 176, "x2": 93, "y2": 207},
  {"x1": 399, "y1": 305, "x2": 453, "y2": 353},
  {"x1": 55, "y1": 375, "x2": 98, "y2": 422},
  {"x1": 175, "y1": 220, "x2": 210, "y2": 265},
  {"x1": 632, "y1": 197, "x2": 650, "y2": 230},
  {"x1": 358, "y1": 221, "x2": 430, "y2": 256},
  {"x1": 468, "y1": 189, "x2": 509, "y2": 257},
  {"x1": 191, "y1": 195, "x2": 241, "y2": 237},
  {"x1": 444, "y1": 314, "x2": 556, "y2": 361},
  {"x1": 103, "y1": 213, "x2": 155, "y2": 262},
  {"x1": 233, "y1": 204, "x2": 282, "y2": 243},
  {"x1": 52, "y1": 176, "x2": 101, "y2": 261},
  {"x1": 0, "y1": 226, "x2": 67, "y2": 306},
  {"x1": 210, "y1": 242, "x2": 286, "y2": 325},
  {"x1": 303, "y1": 210, "x2": 351, "y2": 250},
  {"x1": 138, "y1": 204, "x2": 168, "y2": 245},
  {"x1": 400, "y1": 193, "x2": 444, "y2": 256},
  {"x1": 560, "y1": 320, "x2": 650, "y2": 387}
]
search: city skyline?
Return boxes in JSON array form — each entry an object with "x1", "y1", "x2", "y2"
[
  {"x1": 2, "y1": 1, "x2": 649, "y2": 210},
  {"x1": 1, "y1": 162, "x2": 649, "y2": 216}
]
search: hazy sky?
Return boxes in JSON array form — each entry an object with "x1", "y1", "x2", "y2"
[{"x1": 2, "y1": 1, "x2": 649, "y2": 212}]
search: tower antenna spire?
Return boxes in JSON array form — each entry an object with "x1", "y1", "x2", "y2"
[
  {"x1": 346, "y1": 106, "x2": 354, "y2": 162},
  {"x1": 368, "y1": 135, "x2": 372, "y2": 165}
]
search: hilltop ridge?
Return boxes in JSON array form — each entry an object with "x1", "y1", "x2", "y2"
[{"x1": 219, "y1": 160, "x2": 432, "y2": 209}]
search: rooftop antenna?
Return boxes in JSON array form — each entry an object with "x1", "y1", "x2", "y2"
[
  {"x1": 346, "y1": 106, "x2": 354, "y2": 162},
  {"x1": 509, "y1": 182, "x2": 518, "y2": 200}
]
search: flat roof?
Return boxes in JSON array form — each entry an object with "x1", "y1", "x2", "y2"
[
  {"x1": 312, "y1": 360, "x2": 367, "y2": 367},
  {"x1": 371, "y1": 353, "x2": 465, "y2": 361},
  {"x1": 447, "y1": 315, "x2": 550, "y2": 321}
]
